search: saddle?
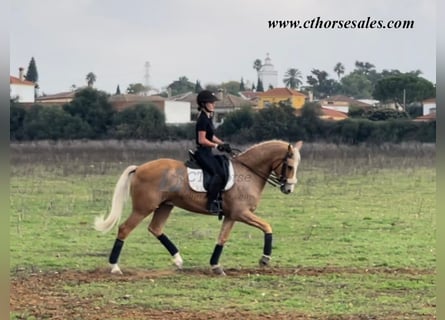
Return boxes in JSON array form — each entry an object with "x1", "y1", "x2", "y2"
[{"x1": 185, "y1": 150, "x2": 235, "y2": 193}]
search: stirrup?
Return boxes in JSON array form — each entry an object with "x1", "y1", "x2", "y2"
[{"x1": 208, "y1": 200, "x2": 221, "y2": 215}]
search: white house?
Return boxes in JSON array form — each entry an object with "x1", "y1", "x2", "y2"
[
  {"x1": 108, "y1": 94, "x2": 191, "y2": 124},
  {"x1": 422, "y1": 98, "x2": 436, "y2": 115},
  {"x1": 10, "y1": 67, "x2": 35, "y2": 103},
  {"x1": 162, "y1": 100, "x2": 191, "y2": 124}
]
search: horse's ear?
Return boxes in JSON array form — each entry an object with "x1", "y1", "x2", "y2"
[{"x1": 295, "y1": 141, "x2": 303, "y2": 150}]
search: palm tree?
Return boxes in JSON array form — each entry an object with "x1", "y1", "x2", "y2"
[
  {"x1": 334, "y1": 62, "x2": 345, "y2": 80},
  {"x1": 86, "y1": 72, "x2": 97, "y2": 87},
  {"x1": 253, "y1": 59, "x2": 262, "y2": 74},
  {"x1": 283, "y1": 68, "x2": 303, "y2": 89},
  {"x1": 253, "y1": 59, "x2": 263, "y2": 92},
  {"x1": 354, "y1": 61, "x2": 375, "y2": 74}
]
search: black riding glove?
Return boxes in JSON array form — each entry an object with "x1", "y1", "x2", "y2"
[{"x1": 217, "y1": 143, "x2": 232, "y2": 153}]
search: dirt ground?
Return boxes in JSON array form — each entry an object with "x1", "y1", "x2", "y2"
[{"x1": 10, "y1": 266, "x2": 436, "y2": 320}]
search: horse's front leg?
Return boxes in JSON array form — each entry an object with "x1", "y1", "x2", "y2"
[
  {"x1": 238, "y1": 211, "x2": 273, "y2": 267},
  {"x1": 210, "y1": 218, "x2": 235, "y2": 276}
]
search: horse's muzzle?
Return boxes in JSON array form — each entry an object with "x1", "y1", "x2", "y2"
[{"x1": 280, "y1": 184, "x2": 293, "y2": 194}]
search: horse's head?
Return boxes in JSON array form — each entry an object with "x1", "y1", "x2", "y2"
[{"x1": 274, "y1": 141, "x2": 303, "y2": 194}]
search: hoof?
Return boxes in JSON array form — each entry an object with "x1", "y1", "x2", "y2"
[
  {"x1": 172, "y1": 253, "x2": 183, "y2": 269},
  {"x1": 211, "y1": 264, "x2": 226, "y2": 276},
  {"x1": 259, "y1": 255, "x2": 271, "y2": 267},
  {"x1": 110, "y1": 264, "x2": 123, "y2": 274}
]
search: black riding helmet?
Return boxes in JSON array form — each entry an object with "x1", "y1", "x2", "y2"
[{"x1": 197, "y1": 90, "x2": 219, "y2": 111}]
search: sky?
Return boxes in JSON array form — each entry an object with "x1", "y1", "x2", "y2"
[{"x1": 10, "y1": 0, "x2": 436, "y2": 95}]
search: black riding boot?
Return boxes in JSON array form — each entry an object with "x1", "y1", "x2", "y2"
[{"x1": 207, "y1": 175, "x2": 223, "y2": 214}]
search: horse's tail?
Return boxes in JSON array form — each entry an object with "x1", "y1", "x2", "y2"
[{"x1": 94, "y1": 165, "x2": 138, "y2": 233}]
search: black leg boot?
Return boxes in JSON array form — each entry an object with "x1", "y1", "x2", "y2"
[{"x1": 207, "y1": 177, "x2": 222, "y2": 215}]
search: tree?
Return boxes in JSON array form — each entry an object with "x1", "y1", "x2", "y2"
[
  {"x1": 10, "y1": 101, "x2": 27, "y2": 140},
  {"x1": 115, "y1": 85, "x2": 121, "y2": 95},
  {"x1": 283, "y1": 68, "x2": 303, "y2": 89},
  {"x1": 86, "y1": 72, "x2": 97, "y2": 87},
  {"x1": 354, "y1": 61, "x2": 375, "y2": 75},
  {"x1": 221, "y1": 81, "x2": 241, "y2": 95},
  {"x1": 218, "y1": 107, "x2": 255, "y2": 139},
  {"x1": 22, "y1": 105, "x2": 91, "y2": 139},
  {"x1": 256, "y1": 78, "x2": 264, "y2": 92},
  {"x1": 253, "y1": 59, "x2": 262, "y2": 74},
  {"x1": 25, "y1": 57, "x2": 39, "y2": 97},
  {"x1": 194, "y1": 80, "x2": 203, "y2": 93},
  {"x1": 306, "y1": 69, "x2": 340, "y2": 98},
  {"x1": 25, "y1": 57, "x2": 38, "y2": 83},
  {"x1": 204, "y1": 84, "x2": 219, "y2": 93},
  {"x1": 126, "y1": 83, "x2": 148, "y2": 95},
  {"x1": 333, "y1": 62, "x2": 345, "y2": 80},
  {"x1": 63, "y1": 87, "x2": 114, "y2": 137},
  {"x1": 341, "y1": 72, "x2": 373, "y2": 98},
  {"x1": 112, "y1": 103, "x2": 167, "y2": 139},
  {"x1": 167, "y1": 76, "x2": 195, "y2": 96},
  {"x1": 253, "y1": 59, "x2": 263, "y2": 93},
  {"x1": 372, "y1": 74, "x2": 435, "y2": 104},
  {"x1": 240, "y1": 78, "x2": 245, "y2": 91},
  {"x1": 251, "y1": 102, "x2": 301, "y2": 141}
]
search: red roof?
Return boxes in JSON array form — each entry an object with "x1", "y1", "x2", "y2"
[
  {"x1": 10, "y1": 76, "x2": 34, "y2": 86},
  {"x1": 259, "y1": 87, "x2": 306, "y2": 97},
  {"x1": 239, "y1": 91, "x2": 261, "y2": 99},
  {"x1": 321, "y1": 107, "x2": 348, "y2": 119},
  {"x1": 322, "y1": 95, "x2": 372, "y2": 107},
  {"x1": 423, "y1": 98, "x2": 436, "y2": 103},
  {"x1": 413, "y1": 112, "x2": 436, "y2": 122}
]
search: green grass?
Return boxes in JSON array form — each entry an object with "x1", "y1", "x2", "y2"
[
  {"x1": 61, "y1": 272, "x2": 434, "y2": 316},
  {"x1": 9, "y1": 142, "x2": 436, "y2": 318}
]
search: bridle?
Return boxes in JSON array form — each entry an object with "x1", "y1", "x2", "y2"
[{"x1": 231, "y1": 144, "x2": 297, "y2": 189}]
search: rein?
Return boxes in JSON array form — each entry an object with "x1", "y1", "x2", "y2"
[{"x1": 229, "y1": 146, "x2": 292, "y2": 188}]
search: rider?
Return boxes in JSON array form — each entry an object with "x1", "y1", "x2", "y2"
[{"x1": 194, "y1": 90, "x2": 230, "y2": 214}]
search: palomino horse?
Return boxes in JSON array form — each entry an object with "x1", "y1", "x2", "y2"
[{"x1": 94, "y1": 140, "x2": 303, "y2": 275}]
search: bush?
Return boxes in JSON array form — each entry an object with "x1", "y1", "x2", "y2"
[
  {"x1": 365, "y1": 108, "x2": 409, "y2": 121},
  {"x1": 112, "y1": 103, "x2": 167, "y2": 139},
  {"x1": 217, "y1": 107, "x2": 255, "y2": 140}
]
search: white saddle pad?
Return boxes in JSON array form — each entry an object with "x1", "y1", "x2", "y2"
[{"x1": 187, "y1": 161, "x2": 235, "y2": 193}]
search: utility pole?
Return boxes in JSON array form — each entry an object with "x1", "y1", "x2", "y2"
[
  {"x1": 403, "y1": 89, "x2": 406, "y2": 111},
  {"x1": 144, "y1": 61, "x2": 150, "y2": 96}
]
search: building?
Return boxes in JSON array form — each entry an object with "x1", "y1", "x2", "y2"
[
  {"x1": 422, "y1": 98, "x2": 436, "y2": 115},
  {"x1": 319, "y1": 107, "x2": 348, "y2": 121},
  {"x1": 34, "y1": 89, "x2": 191, "y2": 124},
  {"x1": 239, "y1": 91, "x2": 260, "y2": 108},
  {"x1": 10, "y1": 68, "x2": 35, "y2": 103},
  {"x1": 258, "y1": 53, "x2": 278, "y2": 90},
  {"x1": 413, "y1": 112, "x2": 436, "y2": 122},
  {"x1": 257, "y1": 87, "x2": 306, "y2": 110},
  {"x1": 108, "y1": 94, "x2": 191, "y2": 124},
  {"x1": 35, "y1": 90, "x2": 77, "y2": 105},
  {"x1": 170, "y1": 91, "x2": 255, "y2": 126},
  {"x1": 319, "y1": 95, "x2": 373, "y2": 114}
]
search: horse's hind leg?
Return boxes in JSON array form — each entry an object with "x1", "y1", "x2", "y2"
[
  {"x1": 109, "y1": 209, "x2": 153, "y2": 274},
  {"x1": 148, "y1": 203, "x2": 183, "y2": 269}
]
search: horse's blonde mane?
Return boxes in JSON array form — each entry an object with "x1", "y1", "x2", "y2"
[{"x1": 237, "y1": 140, "x2": 288, "y2": 156}]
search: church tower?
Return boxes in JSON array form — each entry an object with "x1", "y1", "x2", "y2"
[{"x1": 259, "y1": 53, "x2": 278, "y2": 90}]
